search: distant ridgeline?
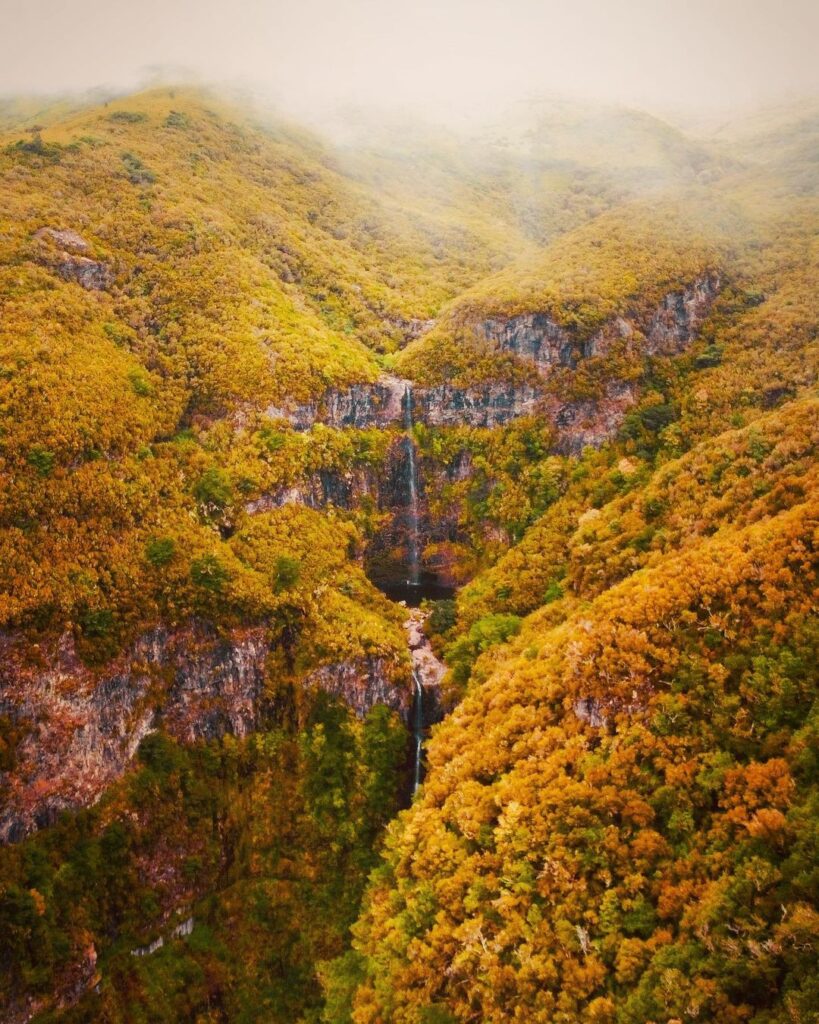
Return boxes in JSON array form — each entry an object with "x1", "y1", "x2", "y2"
[{"x1": 0, "y1": 87, "x2": 816, "y2": 1023}]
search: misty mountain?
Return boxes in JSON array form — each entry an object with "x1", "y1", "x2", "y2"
[{"x1": 0, "y1": 84, "x2": 816, "y2": 1024}]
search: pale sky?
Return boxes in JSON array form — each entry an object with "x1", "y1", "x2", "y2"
[{"x1": 2, "y1": 0, "x2": 818, "y2": 118}]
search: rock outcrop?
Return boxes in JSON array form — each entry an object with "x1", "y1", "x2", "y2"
[
  {"x1": 405, "y1": 608, "x2": 446, "y2": 727},
  {"x1": 273, "y1": 377, "x2": 541, "y2": 433},
  {"x1": 34, "y1": 226, "x2": 113, "y2": 290},
  {"x1": 0, "y1": 625, "x2": 272, "y2": 842},
  {"x1": 413, "y1": 382, "x2": 542, "y2": 428},
  {"x1": 383, "y1": 315, "x2": 435, "y2": 343},
  {"x1": 269, "y1": 374, "x2": 407, "y2": 430},
  {"x1": 301, "y1": 657, "x2": 410, "y2": 721},
  {"x1": 644, "y1": 272, "x2": 722, "y2": 354},
  {"x1": 477, "y1": 270, "x2": 721, "y2": 370},
  {"x1": 546, "y1": 379, "x2": 639, "y2": 455},
  {"x1": 245, "y1": 464, "x2": 381, "y2": 515},
  {"x1": 0, "y1": 624, "x2": 411, "y2": 843}
]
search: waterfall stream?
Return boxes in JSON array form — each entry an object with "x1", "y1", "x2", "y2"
[
  {"x1": 405, "y1": 608, "x2": 446, "y2": 797},
  {"x1": 403, "y1": 384, "x2": 421, "y2": 587},
  {"x1": 412, "y1": 668, "x2": 424, "y2": 793}
]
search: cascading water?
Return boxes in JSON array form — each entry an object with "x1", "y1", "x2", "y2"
[
  {"x1": 412, "y1": 668, "x2": 424, "y2": 793},
  {"x1": 403, "y1": 384, "x2": 421, "y2": 587}
]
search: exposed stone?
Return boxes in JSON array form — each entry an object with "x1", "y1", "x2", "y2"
[
  {"x1": 56, "y1": 255, "x2": 113, "y2": 291},
  {"x1": 476, "y1": 271, "x2": 721, "y2": 372},
  {"x1": 34, "y1": 226, "x2": 113, "y2": 290},
  {"x1": 384, "y1": 315, "x2": 435, "y2": 342},
  {"x1": 0, "y1": 625, "x2": 273, "y2": 842},
  {"x1": 405, "y1": 608, "x2": 446, "y2": 729},
  {"x1": 414, "y1": 382, "x2": 542, "y2": 428},
  {"x1": 574, "y1": 696, "x2": 607, "y2": 728},
  {"x1": 546, "y1": 379, "x2": 639, "y2": 455},
  {"x1": 245, "y1": 482, "x2": 322, "y2": 514},
  {"x1": 244, "y1": 465, "x2": 381, "y2": 516},
  {"x1": 477, "y1": 312, "x2": 576, "y2": 371},
  {"x1": 0, "y1": 618, "x2": 416, "y2": 843},
  {"x1": 274, "y1": 376, "x2": 541, "y2": 433},
  {"x1": 644, "y1": 271, "x2": 722, "y2": 354},
  {"x1": 131, "y1": 916, "x2": 194, "y2": 958},
  {"x1": 274, "y1": 374, "x2": 407, "y2": 430},
  {"x1": 34, "y1": 226, "x2": 91, "y2": 252},
  {"x1": 300, "y1": 657, "x2": 410, "y2": 721}
]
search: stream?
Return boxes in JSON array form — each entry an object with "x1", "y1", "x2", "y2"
[
  {"x1": 404, "y1": 606, "x2": 447, "y2": 794},
  {"x1": 364, "y1": 382, "x2": 450, "y2": 793}
]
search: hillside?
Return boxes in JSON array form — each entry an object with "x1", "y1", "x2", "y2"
[{"x1": 0, "y1": 86, "x2": 816, "y2": 1023}]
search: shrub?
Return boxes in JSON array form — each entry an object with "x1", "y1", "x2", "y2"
[
  {"x1": 145, "y1": 537, "x2": 176, "y2": 567},
  {"x1": 273, "y1": 555, "x2": 301, "y2": 592},
  {"x1": 190, "y1": 554, "x2": 229, "y2": 592},
  {"x1": 193, "y1": 467, "x2": 233, "y2": 517},
  {"x1": 164, "y1": 111, "x2": 190, "y2": 129},
  {"x1": 446, "y1": 613, "x2": 523, "y2": 686},
  {"x1": 128, "y1": 370, "x2": 153, "y2": 396},
  {"x1": 121, "y1": 151, "x2": 156, "y2": 185},
  {"x1": 27, "y1": 446, "x2": 55, "y2": 477},
  {"x1": 108, "y1": 111, "x2": 148, "y2": 123},
  {"x1": 78, "y1": 607, "x2": 115, "y2": 638}
]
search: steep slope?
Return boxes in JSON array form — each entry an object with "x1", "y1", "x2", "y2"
[
  {"x1": 351, "y1": 496, "x2": 818, "y2": 1022},
  {"x1": 396, "y1": 202, "x2": 723, "y2": 390},
  {"x1": 341, "y1": 115, "x2": 819, "y2": 1020},
  {"x1": 0, "y1": 87, "x2": 816, "y2": 1024}
]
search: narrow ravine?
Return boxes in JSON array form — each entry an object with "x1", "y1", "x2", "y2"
[
  {"x1": 411, "y1": 667, "x2": 424, "y2": 793},
  {"x1": 404, "y1": 606, "x2": 447, "y2": 793}
]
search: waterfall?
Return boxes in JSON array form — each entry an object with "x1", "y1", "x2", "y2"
[
  {"x1": 412, "y1": 668, "x2": 424, "y2": 793},
  {"x1": 405, "y1": 608, "x2": 445, "y2": 798},
  {"x1": 403, "y1": 384, "x2": 421, "y2": 587}
]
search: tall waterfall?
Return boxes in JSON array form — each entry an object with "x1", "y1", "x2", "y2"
[
  {"x1": 412, "y1": 668, "x2": 424, "y2": 793},
  {"x1": 403, "y1": 384, "x2": 421, "y2": 587}
]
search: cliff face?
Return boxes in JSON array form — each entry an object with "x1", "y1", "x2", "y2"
[
  {"x1": 271, "y1": 272, "x2": 720, "y2": 437},
  {"x1": 269, "y1": 375, "x2": 407, "y2": 431},
  {"x1": 546, "y1": 379, "x2": 639, "y2": 454},
  {"x1": 245, "y1": 465, "x2": 382, "y2": 515},
  {"x1": 239, "y1": 274, "x2": 721, "y2": 583},
  {"x1": 301, "y1": 657, "x2": 410, "y2": 720},
  {"x1": 0, "y1": 625, "x2": 271, "y2": 842},
  {"x1": 413, "y1": 382, "x2": 542, "y2": 428},
  {"x1": 476, "y1": 270, "x2": 721, "y2": 369},
  {"x1": 0, "y1": 624, "x2": 410, "y2": 843},
  {"x1": 643, "y1": 272, "x2": 722, "y2": 354},
  {"x1": 276, "y1": 377, "x2": 542, "y2": 432}
]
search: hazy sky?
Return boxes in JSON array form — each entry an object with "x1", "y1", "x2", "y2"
[{"x1": 2, "y1": 0, "x2": 818, "y2": 118}]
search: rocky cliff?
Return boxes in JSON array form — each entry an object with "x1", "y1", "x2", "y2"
[
  {"x1": 268, "y1": 375, "x2": 407, "y2": 431},
  {"x1": 0, "y1": 624, "x2": 410, "y2": 843},
  {"x1": 269, "y1": 272, "x2": 720, "y2": 439},
  {"x1": 476, "y1": 270, "x2": 721, "y2": 369}
]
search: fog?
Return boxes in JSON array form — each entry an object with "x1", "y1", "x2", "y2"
[{"x1": 2, "y1": 0, "x2": 818, "y2": 122}]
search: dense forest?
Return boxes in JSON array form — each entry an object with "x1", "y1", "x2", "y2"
[{"x1": 0, "y1": 87, "x2": 816, "y2": 1023}]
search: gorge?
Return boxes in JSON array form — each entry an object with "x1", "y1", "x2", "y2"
[{"x1": 0, "y1": 84, "x2": 816, "y2": 1024}]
